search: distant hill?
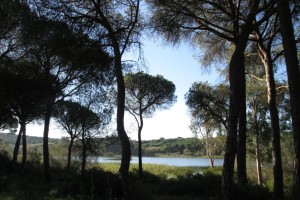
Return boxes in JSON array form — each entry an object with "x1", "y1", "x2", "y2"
[{"x1": 0, "y1": 132, "x2": 59, "y2": 146}]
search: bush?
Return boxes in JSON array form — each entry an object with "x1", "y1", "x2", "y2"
[
  {"x1": 233, "y1": 183, "x2": 272, "y2": 200},
  {"x1": 57, "y1": 168, "x2": 122, "y2": 199}
]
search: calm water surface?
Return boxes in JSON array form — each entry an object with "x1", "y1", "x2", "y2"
[{"x1": 98, "y1": 156, "x2": 223, "y2": 167}]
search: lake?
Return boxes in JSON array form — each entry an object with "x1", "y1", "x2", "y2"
[{"x1": 97, "y1": 156, "x2": 224, "y2": 167}]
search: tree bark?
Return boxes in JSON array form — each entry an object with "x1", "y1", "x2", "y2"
[
  {"x1": 275, "y1": 0, "x2": 300, "y2": 187},
  {"x1": 237, "y1": 60, "x2": 248, "y2": 185},
  {"x1": 21, "y1": 122, "x2": 27, "y2": 167},
  {"x1": 12, "y1": 124, "x2": 23, "y2": 163},
  {"x1": 222, "y1": 46, "x2": 242, "y2": 200},
  {"x1": 258, "y1": 41, "x2": 283, "y2": 199}
]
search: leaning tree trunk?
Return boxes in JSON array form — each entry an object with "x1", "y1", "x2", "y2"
[
  {"x1": 21, "y1": 122, "x2": 27, "y2": 167},
  {"x1": 275, "y1": 0, "x2": 300, "y2": 187},
  {"x1": 113, "y1": 45, "x2": 132, "y2": 199},
  {"x1": 258, "y1": 41, "x2": 283, "y2": 199},
  {"x1": 12, "y1": 123, "x2": 24, "y2": 163}
]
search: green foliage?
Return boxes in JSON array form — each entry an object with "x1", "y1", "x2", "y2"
[
  {"x1": 185, "y1": 81, "x2": 229, "y2": 131},
  {"x1": 124, "y1": 71, "x2": 177, "y2": 118}
]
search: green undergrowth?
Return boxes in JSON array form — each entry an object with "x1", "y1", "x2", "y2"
[{"x1": 0, "y1": 155, "x2": 281, "y2": 200}]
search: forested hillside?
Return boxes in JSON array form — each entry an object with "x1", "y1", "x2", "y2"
[
  {"x1": 0, "y1": 133, "x2": 219, "y2": 157},
  {"x1": 106, "y1": 137, "x2": 208, "y2": 157},
  {"x1": 0, "y1": 133, "x2": 59, "y2": 146}
]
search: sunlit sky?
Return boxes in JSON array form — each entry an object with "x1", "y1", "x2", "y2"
[
  {"x1": 123, "y1": 38, "x2": 221, "y2": 140},
  {"x1": 26, "y1": 39, "x2": 222, "y2": 141}
]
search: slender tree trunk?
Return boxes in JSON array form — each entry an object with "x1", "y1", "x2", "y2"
[
  {"x1": 67, "y1": 137, "x2": 74, "y2": 173},
  {"x1": 237, "y1": 60, "x2": 248, "y2": 185},
  {"x1": 81, "y1": 133, "x2": 86, "y2": 174},
  {"x1": 253, "y1": 110, "x2": 263, "y2": 185},
  {"x1": 43, "y1": 102, "x2": 53, "y2": 183},
  {"x1": 12, "y1": 124, "x2": 23, "y2": 163},
  {"x1": 258, "y1": 42, "x2": 283, "y2": 199},
  {"x1": 205, "y1": 131, "x2": 214, "y2": 168},
  {"x1": 138, "y1": 127, "x2": 143, "y2": 178},
  {"x1": 251, "y1": 98, "x2": 263, "y2": 185},
  {"x1": 275, "y1": 0, "x2": 300, "y2": 187},
  {"x1": 209, "y1": 157, "x2": 214, "y2": 168},
  {"x1": 255, "y1": 134, "x2": 263, "y2": 185},
  {"x1": 114, "y1": 47, "x2": 131, "y2": 199},
  {"x1": 138, "y1": 109, "x2": 144, "y2": 178},
  {"x1": 21, "y1": 122, "x2": 27, "y2": 167}
]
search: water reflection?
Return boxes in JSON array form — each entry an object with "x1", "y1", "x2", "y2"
[{"x1": 98, "y1": 156, "x2": 223, "y2": 167}]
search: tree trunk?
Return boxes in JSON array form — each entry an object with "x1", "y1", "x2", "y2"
[
  {"x1": 81, "y1": 133, "x2": 86, "y2": 174},
  {"x1": 43, "y1": 102, "x2": 53, "y2": 183},
  {"x1": 275, "y1": 0, "x2": 300, "y2": 187},
  {"x1": 251, "y1": 95, "x2": 263, "y2": 185},
  {"x1": 222, "y1": 47, "x2": 241, "y2": 200},
  {"x1": 12, "y1": 124, "x2": 23, "y2": 163},
  {"x1": 21, "y1": 122, "x2": 27, "y2": 167},
  {"x1": 138, "y1": 127, "x2": 143, "y2": 178},
  {"x1": 222, "y1": 2, "x2": 260, "y2": 198},
  {"x1": 258, "y1": 41, "x2": 283, "y2": 199},
  {"x1": 205, "y1": 131, "x2": 214, "y2": 168},
  {"x1": 138, "y1": 109, "x2": 144, "y2": 178},
  {"x1": 67, "y1": 137, "x2": 75, "y2": 173},
  {"x1": 114, "y1": 47, "x2": 131, "y2": 199},
  {"x1": 237, "y1": 60, "x2": 248, "y2": 185},
  {"x1": 209, "y1": 156, "x2": 214, "y2": 168}
]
